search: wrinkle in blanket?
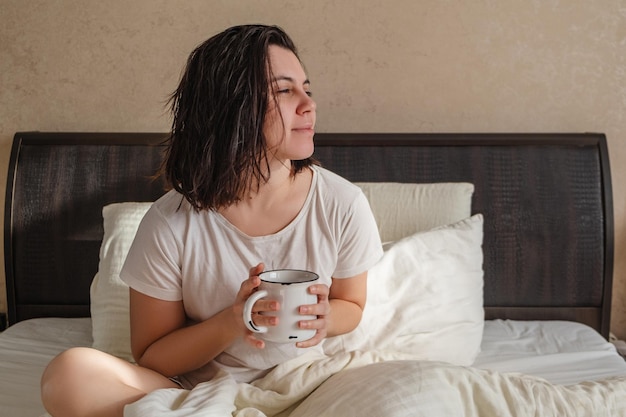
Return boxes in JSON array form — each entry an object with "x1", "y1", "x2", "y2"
[{"x1": 125, "y1": 350, "x2": 626, "y2": 417}]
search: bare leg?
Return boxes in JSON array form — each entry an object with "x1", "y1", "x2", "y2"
[{"x1": 41, "y1": 347, "x2": 179, "y2": 417}]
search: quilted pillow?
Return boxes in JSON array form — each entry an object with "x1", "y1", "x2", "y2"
[
  {"x1": 323, "y1": 214, "x2": 485, "y2": 366},
  {"x1": 90, "y1": 202, "x2": 152, "y2": 361},
  {"x1": 356, "y1": 182, "x2": 474, "y2": 242}
]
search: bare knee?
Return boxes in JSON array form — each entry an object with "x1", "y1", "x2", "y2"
[
  {"x1": 41, "y1": 347, "x2": 124, "y2": 416},
  {"x1": 41, "y1": 347, "x2": 98, "y2": 412},
  {"x1": 42, "y1": 347, "x2": 97, "y2": 386},
  {"x1": 41, "y1": 346, "x2": 175, "y2": 417},
  {"x1": 43, "y1": 347, "x2": 83, "y2": 387}
]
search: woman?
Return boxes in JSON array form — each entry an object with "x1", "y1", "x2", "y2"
[{"x1": 41, "y1": 24, "x2": 382, "y2": 417}]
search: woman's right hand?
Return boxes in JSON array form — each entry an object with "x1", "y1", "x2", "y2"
[{"x1": 233, "y1": 263, "x2": 280, "y2": 349}]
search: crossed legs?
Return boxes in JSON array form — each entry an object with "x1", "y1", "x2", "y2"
[{"x1": 41, "y1": 347, "x2": 178, "y2": 417}]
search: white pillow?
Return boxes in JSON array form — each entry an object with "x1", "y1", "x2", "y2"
[
  {"x1": 323, "y1": 214, "x2": 484, "y2": 366},
  {"x1": 356, "y1": 182, "x2": 474, "y2": 243},
  {"x1": 90, "y1": 202, "x2": 152, "y2": 361}
]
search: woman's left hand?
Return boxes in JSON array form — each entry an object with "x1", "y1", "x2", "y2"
[{"x1": 295, "y1": 283, "x2": 331, "y2": 348}]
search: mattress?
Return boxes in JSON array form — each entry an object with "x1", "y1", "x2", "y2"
[
  {"x1": 1, "y1": 318, "x2": 625, "y2": 416},
  {"x1": 473, "y1": 319, "x2": 626, "y2": 385},
  {"x1": 0, "y1": 318, "x2": 92, "y2": 416}
]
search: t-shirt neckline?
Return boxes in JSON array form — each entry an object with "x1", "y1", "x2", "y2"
[{"x1": 214, "y1": 166, "x2": 319, "y2": 240}]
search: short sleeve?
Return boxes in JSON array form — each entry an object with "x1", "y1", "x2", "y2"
[
  {"x1": 120, "y1": 206, "x2": 183, "y2": 301},
  {"x1": 332, "y1": 191, "x2": 384, "y2": 278}
]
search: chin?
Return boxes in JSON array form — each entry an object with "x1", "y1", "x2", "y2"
[
  {"x1": 297, "y1": 145, "x2": 315, "y2": 160},
  {"x1": 290, "y1": 141, "x2": 315, "y2": 160}
]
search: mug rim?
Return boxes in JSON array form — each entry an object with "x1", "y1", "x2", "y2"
[{"x1": 259, "y1": 269, "x2": 319, "y2": 284}]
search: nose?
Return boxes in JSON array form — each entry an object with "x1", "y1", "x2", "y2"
[{"x1": 298, "y1": 91, "x2": 316, "y2": 115}]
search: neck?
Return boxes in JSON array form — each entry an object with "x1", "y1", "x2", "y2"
[{"x1": 245, "y1": 161, "x2": 294, "y2": 206}]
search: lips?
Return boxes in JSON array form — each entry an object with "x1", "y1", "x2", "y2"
[{"x1": 292, "y1": 125, "x2": 315, "y2": 133}]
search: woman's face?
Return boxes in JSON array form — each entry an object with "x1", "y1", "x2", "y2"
[{"x1": 263, "y1": 45, "x2": 316, "y2": 166}]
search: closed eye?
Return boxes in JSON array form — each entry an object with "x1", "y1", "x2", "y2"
[
  {"x1": 275, "y1": 88, "x2": 312, "y2": 97},
  {"x1": 272, "y1": 75, "x2": 312, "y2": 97}
]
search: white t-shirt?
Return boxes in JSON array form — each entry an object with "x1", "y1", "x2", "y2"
[{"x1": 121, "y1": 165, "x2": 383, "y2": 386}]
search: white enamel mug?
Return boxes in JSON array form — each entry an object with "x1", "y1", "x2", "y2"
[{"x1": 243, "y1": 269, "x2": 319, "y2": 343}]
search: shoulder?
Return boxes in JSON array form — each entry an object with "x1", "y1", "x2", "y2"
[
  {"x1": 312, "y1": 165, "x2": 362, "y2": 199},
  {"x1": 310, "y1": 166, "x2": 373, "y2": 221},
  {"x1": 151, "y1": 189, "x2": 190, "y2": 215},
  {"x1": 142, "y1": 190, "x2": 211, "y2": 235}
]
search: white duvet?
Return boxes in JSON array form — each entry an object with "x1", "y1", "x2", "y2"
[{"x1": 125, "y1": 349, "x2": 626, "y2": 417}]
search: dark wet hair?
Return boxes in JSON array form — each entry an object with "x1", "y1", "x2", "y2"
[{"x1": 162, "y1": 24, "x2": 316, "y2": 211}]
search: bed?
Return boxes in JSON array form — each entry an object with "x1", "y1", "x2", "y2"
[{"x1": 2, "y1": 131, "x2": 626, "y2": 416}]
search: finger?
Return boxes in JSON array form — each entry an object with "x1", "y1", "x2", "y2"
[
  {"x1": 298, "y1": 302, "x2": 330, "y2": 316},
  {"x1": 296, "y1": 330, "x2": 325, "y2": 348},
  {"x1": 244, "y1": 332, "x2": 265, "y2": 349},
  {"x1": 241, "y1": 263, "x2": 264, "y2": 294},
  {"x1": 239, "y1": 275, "x2": 261, "y2": 296},
  {"x1": 252, "y1": 299, "x2": 280, "y2": 314},
  {"x1": 250, "y1": 313, "x2": 279, "y2": 327},
  {"x1": 249, "y1": 263, "x2": 265, "y2": 277},
  {"x1": 307, "y1": 284, "x2": 330, "y2": 297},
  {"x1": 298, "y1": 316, "x2": 326, "y2": 331}
]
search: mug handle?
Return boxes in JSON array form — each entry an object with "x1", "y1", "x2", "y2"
[{"x1": 243, "y1": 290, "x2": 269, "y2": 333}]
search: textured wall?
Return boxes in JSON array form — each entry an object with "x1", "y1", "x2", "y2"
[{"x1": 1, "y1": 0, "x2": 626, "y2": 336}]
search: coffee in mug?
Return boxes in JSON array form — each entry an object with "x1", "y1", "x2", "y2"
[{"x1": 243, "y1": 269, "x2": 319, "y2": 343}]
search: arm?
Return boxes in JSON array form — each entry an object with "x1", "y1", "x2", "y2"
[
  {"x1": 130, "y1": 290, "x2": 238, "y2": 377},
  {"x1": 130, "y1": 264, "x2": 269, "y2": 377},
  {"x1": 295, "y1": 270, "x2": 367, "y2": 348}
]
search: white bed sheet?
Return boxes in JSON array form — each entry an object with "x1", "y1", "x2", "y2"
[
  {"x1": 1, "y1": 318, "x2": 625, "y2": 416},
  {"x1": 0, "y1": 317, "x2": 92, "y2": 416},
  {"x1": 474, "y1": 319, "x2": 626, "y2": 385}
]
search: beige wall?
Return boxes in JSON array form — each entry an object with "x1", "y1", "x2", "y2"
[{"x1": 1, "y1": 1, "x2": 625, "y2": 336}]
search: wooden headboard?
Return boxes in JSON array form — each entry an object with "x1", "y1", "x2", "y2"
[{"x1": 4, "y1": 132, "x2": 614, "y2": 338}]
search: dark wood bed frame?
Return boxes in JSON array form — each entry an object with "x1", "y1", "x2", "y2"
[{"x1": 4, "y1": 132, "x2": 614, "y2": 338}]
